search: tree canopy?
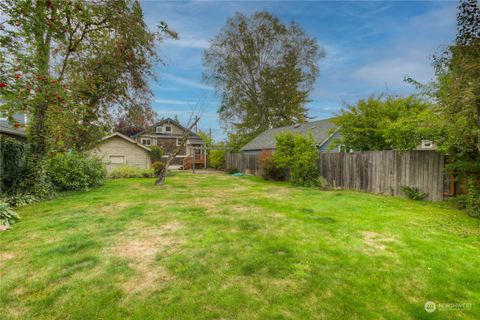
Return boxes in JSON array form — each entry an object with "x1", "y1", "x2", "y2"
[
  {"x1": 333, "y1": 95, "x2": 433, "y2": 151},
  {"x1": 203, "y1": 11, "x2": 323, "y2": 149},
  {"x1": 0, "y1": 0, "x2": 174, "y2": 154}
]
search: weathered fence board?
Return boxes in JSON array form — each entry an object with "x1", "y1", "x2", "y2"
[{"x1": 226, "y1": 150, "x2": 445, "y2": 201}]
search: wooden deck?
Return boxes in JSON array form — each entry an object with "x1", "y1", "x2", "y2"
[{"x1": 182, "y1": 155, "x2": 207, "y2": 170}]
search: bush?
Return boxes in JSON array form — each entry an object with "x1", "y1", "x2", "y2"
[
  {"x1": 152, "y1": 161, "x2": 165, "y2": 176},
  {"x1": 0, "y1": 194, "x2": 38, "y2": 207},
  {"x1": 273, "y1": 131, "x2": 319, "y2": 187},
  {"x1": 401, "y1": 186, "x2": 428, "y2": 200},
  {"x1": 150, "y1": 146, "x2": 164, "y2": 163},
  {"x1": 465, "y1": 180, "x2": 480, "y2": 217},
  {"x1": 0, "y1": 137, "x2": 28, "y2": 195},
  {"x1": 46, "y1": 153, "x2": 106, "y2": 191},
  {"x1": 259, "y1": 150, "x2": 286, "y2": 181},
  {"x1": 109, "y1": 165, "x2": 154, "y2": 179},
  {"x1": 209, "y1": 149, "x2": 226, "y2": 170},
  {"x1": 226, "y1": 167, "x2": 238, "y2": 174},
  {"x1": 20, "y1": 156, "x2": 55, "y2": 198},
  {"x1": 0, "y1": 202, "x2": 20, "y2": 228}
]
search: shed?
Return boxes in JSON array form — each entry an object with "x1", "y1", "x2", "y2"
[{"x1": 89, "y1": 132, "x2": 151, "y2": 173}]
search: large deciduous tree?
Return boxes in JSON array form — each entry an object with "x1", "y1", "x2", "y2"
[
  {"x1": 0, "y1": 0, "x2": 174, "y2": 155},
  {"x1": 333, "y1": 95, "x2": 433, "y2": 151},
  {"x1": 203, "y1": 11, "x2": 323, "y2": 149}
]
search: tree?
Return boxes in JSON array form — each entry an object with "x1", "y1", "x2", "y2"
[
  {"x1": 114, "y1": 105, "x2": 158, "y2": 138},
  {"x1": 0, "y1": 0, "x2": 175, "y2": 155},
  {"x1": 273, "y1": 131, "x2": 319, "y2": 186},
  {"x1": 203, "y1": 11, "x2": 323, "y2": 148},
  {"x1": 333, "y1": 95, "x2": 433, "y2": 151}
]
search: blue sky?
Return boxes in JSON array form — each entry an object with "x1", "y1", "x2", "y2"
[{"x1": 140, "y1": 0, "x2": 458, "y2": 140}]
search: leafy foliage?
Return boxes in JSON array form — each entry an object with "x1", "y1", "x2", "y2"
[
  {"x1": 0, "y1": 0, "x2": 175, "y2": 155},
  {"x1": 209, "y1": 150, "x2": 226, "y2": 170},
  {"x1": 0, "y1": 137, "x2": 28, "y2": 195},
  {"x1": 203, "y1": 11, "x2": 322, "y2": 146},
  {"x1": 46, "y1": 153, "x2": 106, "y2": 191},
  {"x1": 333, "y1": 95, "x2": 433, "y2": 151},
  {"x1": 0, "y1": 202, "x2": 20, "y2": 227},
  {"x1": 258, "y1": 150, "x2": 287, "y2": 181},
  {"x1": 109, "y1": 165, "x2": 154, "y2": 179},
  {"x1": 150, "y1": 146, "x2": 164, "y2": 163},
  {"x1": 400, "y1": 186, "x2": 428, "y2": 200},
  {"x1": 273, "y1": 131, "x2": 319, "y2": 187},
  {"x1": 152, "y1": 161, "x2": 165, "y2": 176}
]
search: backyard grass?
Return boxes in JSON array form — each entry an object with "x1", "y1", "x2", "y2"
[{"x1": 1, "y1": 172, "x2": 479, "y2": 319}]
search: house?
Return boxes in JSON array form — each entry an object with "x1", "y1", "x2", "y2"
[
  {"x1": 241, "y1": 118, "x2": 341, "y2": 155},
  {"x1": 0, "y1": 113, "x2": 27, "y2": 141},
  {"x1": 89, "y1": 132, "x2": 151, "y2": 173},
  {"x1": 132, "y1": 118, "x2": 207, "y2": 168}
]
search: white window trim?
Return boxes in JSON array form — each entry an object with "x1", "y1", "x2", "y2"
[
  {"x1": 141, "y1": 138, "x2": 151, "y2": 146},
  {"x1": 156, "y1": 126, "x2": 163, "y2": 133},
  {"x1": 165, "y1": 125, "x2": 172, "y2": 133},
  {"x1": 109, "y1": 155, "x2": 125, "y2": 164}
]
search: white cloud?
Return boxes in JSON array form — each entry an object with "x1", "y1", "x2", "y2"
[
  {"x1": 161, "y1": 73, "x2": 214, "y2": 91},
  {"x1": 154, "y1": 98, "x2": 196, "y2": 105}
]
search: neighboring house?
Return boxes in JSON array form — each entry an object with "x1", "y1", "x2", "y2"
[
  {"x1": 132, "y1": 118, "x2": 206, "y2": 167},
  {"x1": 0, "y1": 112, "x2": 27, "y2": 141},
  {"x1": 89, "y1": 132, "x2": 151, "y2": 173},
  {"x1": 241, "y1": 118, "x2": 341, "y2": 155}
]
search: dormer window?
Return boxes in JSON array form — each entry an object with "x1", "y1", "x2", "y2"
[
  {"x1": 156, "y1": 126, "x2": 163, "y2": 133},
  {"x1": 165, "y1": 125, "x2": 172, "y2": 133}
]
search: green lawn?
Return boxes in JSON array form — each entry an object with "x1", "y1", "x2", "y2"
[{"x1": 1, "y1": 172, "x2": 479, "y2": 319}]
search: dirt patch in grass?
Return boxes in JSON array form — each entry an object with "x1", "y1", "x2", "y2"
[
  {"x1": 108, "y1": 221, "x2": 183, "y2": 295},
  {"x1": 361, "y1": 231, "x2": 397, "y2": 255}
]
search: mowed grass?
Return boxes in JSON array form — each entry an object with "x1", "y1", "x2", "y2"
[{"x1": 1, "y1": 172, "x2": 479, "y2": 320}]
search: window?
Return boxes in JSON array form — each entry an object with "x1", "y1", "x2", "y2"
[
  {"x1": 421, "y1": 140, "x2": 433, "y2": 149},
  {"x1": 109, "y1": 155, "x2": 125, "y2": 164},
  {"x1": 156, "y1": 126, "x2": 163, "y2": 133},
  {"x1": 165, "y1": 126, "x2": 172, "y2": 132},
  {"x1": 176, "y1": 139, "x2": 182, "y2": 146},
  {"x1": 141, "y1": 138, "x2": 151, "y2": 146}
]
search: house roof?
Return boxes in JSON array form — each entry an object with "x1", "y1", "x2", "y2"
[
  {"x1": 131, "y1": 117, "x2": 204, "y2": 141},
  {"x1": 100, "y1": 132, "x2": 151, "y2": 152},
  {"x1": 0, "y1": 119, "x2": 26, "y2": 137},
  {"x1": 241, "y1": 118, "x2": 338, "y2": 151}
]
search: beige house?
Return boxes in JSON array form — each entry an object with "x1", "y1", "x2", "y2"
[
  {"x1": 90, "y1": 132, "x2": 151, "y2": 173},
  {"x1": 132, "y1": 118, "x2": 206, "y2": 168}
]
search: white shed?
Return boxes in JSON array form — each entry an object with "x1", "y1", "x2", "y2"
[{"x1": 89, "y1": 132, "x2": 151, "y2": 173}]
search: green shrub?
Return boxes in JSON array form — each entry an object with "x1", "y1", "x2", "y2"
[
  {"x1": 259, "y1": 150, "x2": 286, "y2": 181},
  {"x1": 150, "y1": 146, "x2": 164, "y2": 163},
  {"x1": 401, "y1": 186, "x2": 428, "y2": 200},
  {"x1": 0, "y1": 137, "x2": 28, "y2": 195},
  {"x1": 0, "y1": 202, "x2": 20, "y2": 228},
  {"x1": 20, "y1": 156, "x2": 55, "y2": 198},
  {"x1": 0, "y1": 194, "x2": 38, "y2": 207},
  {"x1": 46, "y1": 153, "x2": 106, "y2": 191},
  {"x1": 209, "y1": 149, "x2": 226, "y2": 169},
  {"x1": 152, "y1": 161, "x2": 165, "y2": 176},
  {"x1": 226, "y1": 167, "x2": 238, "y2": 174},
  {"x1": 273, "y1": 131, "x2": 319, "y2": 187},
  {"x1": 465, "y1": 180, "x2": 480, "y2": 217},
  {"x1": 109, "y1": 165, "x2": 154, "y2": 178}
]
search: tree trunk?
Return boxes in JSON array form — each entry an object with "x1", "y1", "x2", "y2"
[
  {"x1": 30, "y1": 102, "x2": 49, "y2": 157},
  {"x1": 155, "y1": 117, "x2": 200, "y2": 186}
]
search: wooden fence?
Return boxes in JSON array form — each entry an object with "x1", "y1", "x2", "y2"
[{"x1": 226, "y1": 150, "x2": 445, "y2": 201}]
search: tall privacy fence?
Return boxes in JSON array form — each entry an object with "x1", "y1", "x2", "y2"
[{"x1": 225, "y1": 150, "x2": 445, "y2": 201}]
